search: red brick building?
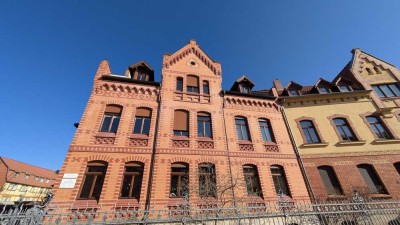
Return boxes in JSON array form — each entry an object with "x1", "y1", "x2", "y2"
[{"x1": 52, "y1": 40, "x2": 310, "y2": 210}]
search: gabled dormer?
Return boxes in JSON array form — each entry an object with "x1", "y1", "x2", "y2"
[
  {"x1": 332, "y1": 77, "x2": 355, "y2": 92},
  {"x1": 230, "y1": 76, "x2": 255, "y2": 94},
  {"x1": 127, "y1": 61, "x2": 155, "y2": 82},
  {"x1": 312, "y1": 78, "x2": 332, "y2": 94},
  {"x1": 284, "y1": 81, "x2": 303, "y2": 96}
]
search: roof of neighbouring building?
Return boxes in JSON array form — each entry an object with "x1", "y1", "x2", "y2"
[{"x1": 0, "y1": 156, "x2": 58, "y2": 188}]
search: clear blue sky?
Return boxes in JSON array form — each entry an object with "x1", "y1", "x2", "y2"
[{"x1": 1, "y1": 1, "x2": 399, "y2": 170}]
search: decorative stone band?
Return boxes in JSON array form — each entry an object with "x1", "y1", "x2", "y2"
[
  {"x1": 197, "y1": 140, "x2": 214, "y2": 149},
  {"x1": 94, "y1": 137, "x2": 115, "y2": 145},
  {"x1": 264, "y1": 144, "x2": 279, "y2": 152},
  {"x1": 173, "y1": 140, "x2": 190, "y2": 148},
  {"x1": 239, "y1": 143, "x2": 254, "y2": 151}
]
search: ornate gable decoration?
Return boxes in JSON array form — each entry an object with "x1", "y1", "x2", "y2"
[
  {"x1": 352, "y1": 49, "x2": 399, "y2": 76},
  {"x1": 163, "y1": 40, "x2": 221, "y2": 76}
]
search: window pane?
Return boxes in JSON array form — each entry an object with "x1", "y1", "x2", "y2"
[
  {"x1": 380, "y1": 85, "x2": 395, "y2": 97},
  {"x1": 394, "y1": 163, "x2": 400, "y2": 175},
  {"x1": 241, "y1": 127, "x2": 249, "y2": 140},
  {"x1": 92, "y1": 174, "x2": 105, "y2": 200},
  {"x1": 375, "y1": 123, "x2": 392, "y2": 139},
  {"x1": 100, "y1": 116, "x2": 112, "y2": 132},
  {"x1": 319, "y1": 87, "x2": 328, "y2": 93},
  {"x1": 342, "y1": 126, "x2": 356, "y2": 141},
  {"x1": 389, "y1": 84, "x2": 400, "y2": 96},
  {"x1": 318, "y1": 167, "x2": 342, "y2": 195},
  {"x1": 203, "y1": 82, "x2": 210, "y2": 94},
  {"x1": 198, "y1": 120, "x2": 204, "y2": 137},
  {"x1": 290, "y1": 90, "x2": 298, "y2": 96},
  {"x1": 176, "y1": 78, "x2": 183, "y2": 91},
  {"x1": 372, "y1": 86, "x2": 385, "y2": 98},
  {"x1": 131, "y1": 175, "x2": 142, "y2": 198},
  {"x1": 142, "y1": 118, "x2": 151, "y2": 135},
  {"x1": 358, "y1": 165, "x2": 386, "y2": 194},
  {"x1": 120, "y1": 175, "x2": 132, "y2": 198},
  {"x1": 133, "y1": 117, "x2": 143, "y2": 134},
  {"x1": 80, "y1": 175, "x2": 94, "y2": 199},
  {"x1": 236, "y1": 124, "x2": 243, "y2": 140},
  {"x1": 308, "y1": 128, "x2": 320, "y2": 143},
  {"x1": 204, "y1": 120, "x2": 212, "y2": 138},
  {"x1": 110, "y1": 116, "x2": 120, "y2": 133},
  {"x1": 170, "y1": 175, "x2": 179, "y2": 197}
]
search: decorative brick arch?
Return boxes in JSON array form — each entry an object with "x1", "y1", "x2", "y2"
[
  {"x1": 327, "y1": 114, "x2": 363, "y2": 141},
  {"x1": 294, "y1": 116, "x2": 326, "y2": 144},
  {"x1": 169, "y1": 156, "x2": 191, "y2": 164},
  {"x1": 122, "y1": 155, "x2": 148, "y2": 164},
  {"x1": 84, "y1": 155, "x2": 111, "y2": 163}
]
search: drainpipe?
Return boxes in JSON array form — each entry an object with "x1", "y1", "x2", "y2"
[
  {"x1": 280, "y1": 100, "x2": 316, "y2": 202},
  {"x1": 145, "y1": 83, "x2": 162, "y2": 210},
  {"x1": 221, "y1": 91, "x2": 236, "y2": 206}
]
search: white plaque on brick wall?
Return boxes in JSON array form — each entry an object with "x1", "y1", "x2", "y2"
[{"x1": 59, "y1": 173, "x2": 78, "y2": 188}]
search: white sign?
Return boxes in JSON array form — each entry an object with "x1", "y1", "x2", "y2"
[{"x1": 59, "y1": 173, "x2": 78, "y2": 188}]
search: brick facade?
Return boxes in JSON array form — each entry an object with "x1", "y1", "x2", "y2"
[{"x1": 52, "y1": 40, "x2": 310, "y2": 210}]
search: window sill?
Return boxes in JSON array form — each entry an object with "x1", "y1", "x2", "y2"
[
  {"x1": 372, "y1": 139, "x2": 400, "y2": 144},
  {"x1": 72, "y1": 200, "x2": 99, "y2": 209},
  {"x1": 244, "y1": 195, "x2": 264, "y2": 203},
  {"x1": 300, "y1": 142, "x2": 329, "y2": 148},
  {"x1": 130, "y1": 134, "x2": 149, "y2": 139},
  {"x1": 371, "y1": 194, "x2": 392, "y2": 200},
  {"x1": 115, "y1": 198, "x2": 140, "y2": 208},
  {"x1": 172, "y1": 136, "x2": 190, "y2": 140},
  {"x1": 95, "y1": 132, "x2": 116, "y2": 138},
  {"x1": 336, "y1": 140, "x2": 366, "y2": 146},
  {"x1": 238, "y1": 140, "x2": 253, "y2": 144},
  {"x1": 197, "y1": 137, "x2": 213, "y2": 141}
]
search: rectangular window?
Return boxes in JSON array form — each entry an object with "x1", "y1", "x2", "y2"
[
  {"x1": 259, "y1": 119, "x2": 274, "y2": 142},
  {"x1": 333, "y1": 118, "x2": 357, "y2": 141},
  {"x1": 173, "y1": 110, "x2": 189, "y2": 137},
  {"x1": 170, "y1": 163, "x2": 189, "y2": 198},
  {"x1": 120, "y1": 163, "x2": 144, "y2": 199},
  {"x1": 357, "y1": 164, "x2": 387, "y2": 194},
  {"x1": 243, "y1": 166, "x2": 262, "y2": 196},
  {"x1": 235, "y1": 117, "x2": 251, "y2": 141},
  {"x1": 187, "y1": 75, "x2": 199, "y2": 93},
  {"x1": 203, "y1": 81, "x2": 210, "y2": 95},
  {"x1": 271, "y1": 166, "x2": 290, "y2": 196},
  {"x1": 300, "y1": 120, "x2": 321, "y2": 143},
  {"x1": 240, "y1": 85, "x2": 250, "y2": 94},
  {"x1": 366, "y1": 116, "x2": 392, "y2": 139},
  {"x1": 197, "y1": 114, "x2": 212, "y2": 138},
  {"x1": 133, "y1": 108, "x2": 152, "y2": 135},
  {"x1": 176, "y1": 78, "x2": 183, "y2": 91},
  {"x1": 136, "y1": 72, "x2": 147, "y2": 81},
  {"x1": 198, "y1": 164, "x2": 216, "y2": 198},
  {"x1": 100, "y1": 105, "x2": 122, "y2": 133},
  {"x1": 79, "y1": 162, "x2": 108, "y2": 201},
  {"x1": 371, "y1": 84, "x2": 400, "y2": 98}
]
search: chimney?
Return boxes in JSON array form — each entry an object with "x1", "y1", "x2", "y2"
[{"x1": 273, "y1": 79, "x2": 284, "y2": 91}]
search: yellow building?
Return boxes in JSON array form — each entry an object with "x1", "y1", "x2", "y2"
[
  {"x1": 270, "y1": 49, "x2": 400, "y2": 200},
  {"x1": 0, "y1": 156, "x2": 58, "y2": 205}
]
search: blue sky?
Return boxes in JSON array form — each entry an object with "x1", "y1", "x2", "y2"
[{"x1": 1, "y1": 1, "x2": 399, "y2": 170}]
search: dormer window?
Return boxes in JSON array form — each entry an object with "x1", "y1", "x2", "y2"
[
  {"x1": 240, "y1": 84, "x2": 251, "y2": 94},
  {"x1": 289, "y1": 89, "x2": 299, "y2": 96},
  {"x1": 339, "y1": 84, "x2": 352, "y2": 92},
  {"x1": 136, "y1": 72, "x2": 147, "y2": 81},
  {"x1": 318, "y1": 87, "x2": 329, "y2": 94}
]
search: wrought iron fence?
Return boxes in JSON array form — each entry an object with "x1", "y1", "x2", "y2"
[{"x1": 1, "y1": 192, "x2": 400, "y2": 225}]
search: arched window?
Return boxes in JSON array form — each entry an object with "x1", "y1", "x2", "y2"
[
  {"x1": 170, "y1": 163, "x2": 189, "y2": 198},
  {"x1": 366, "y1": 116, "x2": 393, "y2": 139},
  {"x1": 173, "y1": 110, "x2": 189, "y2": 137},
  {"x1": 100, "y1": 105, "x2": 122, "y2": 133},
  {"x1": 235, "y1": 117, "x2": 251, "y2": 141},
  {"x1": 203, "y1": 80, "x2": 210, "y2": 95},
  {"x1": 394, "y1": 162, "x2": 400, "y2": 175},
  {"x1": 198, "y1": 163, "x2": 216, "y2": 198},
  {"x1": 197, "y1": 112, "x2": 212, "y2": 138},
  {"x1": 333, "y1": 118, "x2": 357, "y2": 141},
  {"x1": 357, "y1": 164, "x2": 387, "y2": 194},
  {"x1": 79, "y1": 161, "x2": 108, "y2": 201},
  {"x1": 120, "y1": 162, "x2": 144, "y2": 199},
  {"x1": 243, "y1": 165, "x2": 262, "y2": 196},
  {"x1": 176, "y1": 77, "x2": 183, "y2": 91},
  {"x1": 258, "y1": 118, "x2": 274, "y2": 142},
  {"x1": 133, "y1": 108, "x2": 152, "y2": 135},
  {"x1": 187, "y1": 75, "x2": 199, "y2": 93},
  {"x1": 270, "y1": 165, "x2": 290, "y2": 196},
  {"x1": 318, "y1": 166, "x2": 343, "y2": 195},
  {"x1": 300, "y1": 120, "x2": 321, "y2": 143}
]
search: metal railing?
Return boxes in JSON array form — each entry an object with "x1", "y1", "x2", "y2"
[{"x1": 1, "y1": 192, "x2": 400, "y2": 225}]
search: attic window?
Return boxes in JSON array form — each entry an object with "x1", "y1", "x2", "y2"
[
  {"x1": 319, "y1": 87, "x2": 329, "y2": 94},
  {"x1": 135, "y1": 72, "x2": 147, "y2": 81},
  {"x1": 240, "y1": 84, "x2": 251, "y2": 94},
  {"x1": 339, "y1": 84, "x2": 352, "y2": 92},
  {"x1": 25, "y1": 174, "x2": 30, "y2": 179},
  {"x1": 13, "y1": 172, "x2": 20, "y2": 178},
  {"x1": 289, "y1": 90, "x2": 299, "y2": 96},
  {"x1": 366, "y1": 68, "x2": 373, "y2": 75}
]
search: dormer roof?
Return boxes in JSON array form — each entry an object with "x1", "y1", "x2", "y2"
[
  {"x1": 128, "y1": 60, "x2": 155, "y2": 81},
  {"x1": 230, "y1": 75, "x2": 255, "y2": 91}
]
